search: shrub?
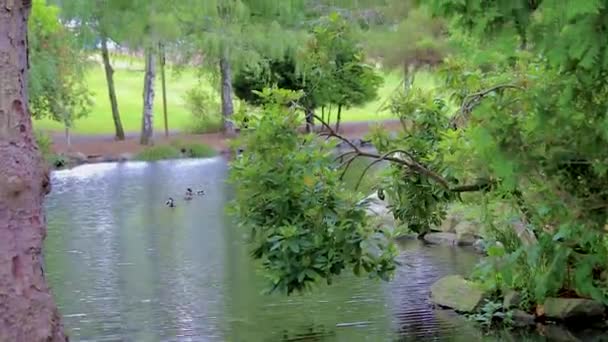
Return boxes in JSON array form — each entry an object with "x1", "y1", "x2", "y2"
[
  {"x1": 135, "y1": 141, "x2": 216, "y2": 161},
  {"x1": 170, "y1": 140, "x2": 216, "y2": 158},
  {"x1": 183, "y1": 86, "x2": 222, "y2": 134},
  {"x1": 135, "y1": 145, "x2": 181, "y2": 161},
  {"x1": 34, "y1": 129, "x2": 53, "y2": 158},
  {"x1": 229, "y1": 88, "x2": 398, "y2": 295}
]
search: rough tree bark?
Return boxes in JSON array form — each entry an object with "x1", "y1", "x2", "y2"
[
  {"x1": 0, "y1": 1, "x2": 67, "y2": 341},
  {"x1": 219, "y1": 51, "x2": 235, "y2": 136},
  {"x1": 100, "y1": 35, "x2": 125, "y2": 141},
  {"x1": 140, "y1": 47, "x2": 156, "y2": 145}
]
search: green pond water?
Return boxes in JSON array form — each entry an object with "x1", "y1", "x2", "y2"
[{"x1": 43, "y1": 158, "x2": 542, "y2": 341}]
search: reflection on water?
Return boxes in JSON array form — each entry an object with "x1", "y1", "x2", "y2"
[{"x1": 45, "y1": 159, "x2": 487, "y2": 341}]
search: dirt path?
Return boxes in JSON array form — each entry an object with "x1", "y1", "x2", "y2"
[{"x1": 50, "y1": 120, "x2": 402, "y2": 158}]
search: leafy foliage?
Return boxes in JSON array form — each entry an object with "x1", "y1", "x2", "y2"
[
  {"x1": 232, "y1": 54, "x2": 313, "y2": 107},
  {"x1": 183, "y1": 86, "x2": 223, "y2": 133},
  {"x1": 299, "y1": 13, "x2": 384, "y2": 113},
  {"x1": 422, "y1": 0, "x2": 608, "y2": 305},
  {"x1": 229, "y1": 88, "x2": 397, "y2": 294},
  {"x1": 135, "y1": 142, "x2": 215, "y2": 161},
  {"x1": 228, "y1": 0, "x2": 608, "y2": 306},
  {"x1": 29, "y1": 0, "x2": 92, "y2": 126},
  {"x1": 368, "y1": 88, "x2": 454, "y2": 236}
]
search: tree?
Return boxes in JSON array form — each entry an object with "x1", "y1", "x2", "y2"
[
  {"x1": 140, "y1": 47, "x2": 156, "y2": 145},
  {"x1": 159, "y1": 42, "x2": 169, "y2": 137},
  {"x1": 54, "y1": 0, "x2": 128, "y2": 140},
  {"x1": 233, "y1": 0, "x2": 608, "y2": 307},
  {"x1": 300, "y1": 12, "x2": 385, "y2": 131},
  {"x1": 233, "y1": 53, "x2": 319, "y2": 113},
  {"x1": 174, "y1": 0, "x2": 306, "y2": 135},
  {"x1": 114, "y1": 0, "x2": 179, "y2": 145},
  {"x1": 0, "y1": 1, "x2": 67, "y2": 340},
  {"x1": 229, "y1": 88, "x2": 397, "y2": 294},
  {"x1": 362, "y1": 5, "x2": 447, "y2": 88},
  {"x1": 29, "y1": 0, "x2": 92, "y2": 147},
  {"x1": 233, "y1": 13, "x2": 383, "y2": 131}
]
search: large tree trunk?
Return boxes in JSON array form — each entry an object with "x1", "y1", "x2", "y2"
[
  {"x1": 140, "y1": 47, "x2": 156, "y2": 145},
  {"x1": 0, "y1": 2, "x2": 67, "y2": 341},
  {"x1": 100, "y1": 35, "x2": 125, "y2": 141},
  {"x1": 159, "y1": 42, "x2": 168, "y2": 138},
  {"x1": 219, "y1": 52, "x2": 235, "y2": 136}
]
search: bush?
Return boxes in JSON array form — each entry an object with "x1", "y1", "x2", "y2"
[
  {"x1": 170, "y1": 140, "x2": 216, "y2": 158},
  {"x1": 135, "y1": 145, "x2": 181, "y2": 161},
  {"x1": 135, "y1": 142, "x2": 216, "y2": 161},
  {"x1": 229, "y1": 88, "x2": 398, "y2": 295},
  {"x1": 34, "y1": 129, "x2": 53, "y2": 158},
  {"x1": 183, "y1": 86, "x2": 222, "y2": 134}
]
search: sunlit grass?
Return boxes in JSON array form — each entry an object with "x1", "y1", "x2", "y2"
[{"x1": 32, "y1": 54, "x2": 440, "y2": 135}]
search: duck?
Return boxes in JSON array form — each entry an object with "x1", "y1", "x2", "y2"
[
  {"x1": 165, "y1": 197, "x2": 176, "y2": 207},
  {"x1": 184, "y1": 188, "x2": 194, "y2": 200},
  {"x1": 196, "y1": 189, "x2": 206, "y2": 195}
]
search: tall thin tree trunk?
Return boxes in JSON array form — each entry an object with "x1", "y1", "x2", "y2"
[
  {"x1": 336, "y1": 104, "x2": 343, "y2": 132},
  {"x1": 219, "y1": 52, "x2": 235, "y2": 136},
  {"x1": 403, "y1": 63, "x2": 415, "y2": 92},
  {"x1": 305, "y1": 107, "x2": 314, "y2": 133},
  {"x1": 140, "y1": 47, "x2": 156, "y2": 145},
  {"x1": 0, "y1": 2, "x2": 67, "y2": 341},
  {"x1": 101, "y1": 35, "x2": 125, "y2": 141},
  {"x1": 159, "y1": 42, "x2": 169, "y2": 138},
  {"x1": 320, "y1": 106, "x2": 325, "y2": 130},
  {"x1": 64, "y1": 125, "x2": 71, "y2": 149}
]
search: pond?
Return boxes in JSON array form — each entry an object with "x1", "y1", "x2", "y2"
[{"x1": 44, "y1": 158, "x2": 508, "y2": 341}]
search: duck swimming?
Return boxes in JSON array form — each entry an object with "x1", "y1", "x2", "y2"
[
  {"x1": 196, "y1": 189, "x2": 205, "y2": 195},
  {"x1": 165, "y1": 197, "x2": 175, "y2": 207},
  {"x1": 184, "y1": 188, "x2": 194, "y2": 200}
]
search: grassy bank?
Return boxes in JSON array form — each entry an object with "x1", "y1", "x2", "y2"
[{"x1": 32, "y1": 54, "x2": 439, "y2": 135}]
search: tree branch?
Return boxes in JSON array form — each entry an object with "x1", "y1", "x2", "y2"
[
  {"x1": 451, "y1": 84, "x2": 524, "y2": 129},
  {"x1": 311, "y1": 113, "x2": 485, "y2": 193}
]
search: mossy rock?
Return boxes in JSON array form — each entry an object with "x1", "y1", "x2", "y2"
[
  {"x1": 543, "y1": 298, "x2": 604, "y2": 321},
  {"x1": 430, "y1": 275, "x2": 487, "y2": 313},
  {"x1": 503, "y1": 290, "x2": 522, "y2": 309}
]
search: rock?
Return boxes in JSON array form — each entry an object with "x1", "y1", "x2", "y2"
[
  {"x1": 102, "y1": 155, "x2": 118, "y2": 162},
  {"x1": 511, "y1": 309, "x2": 536, "y2": 327},
  {"x1": 503, "y1": 291, "x2": 522, "y2": 309},
  {"x1": 456, "y1": 233, "x2": 477, "y2": 246},
  {"x1": 65, "y1": 151, "x2": 87, "y2": 163},
  {"x1": 430, "y1": 275, "x2": 486, "y2": 313},
  {"x1": 538, "y1": 324, "x2": 582, "y2": 342},
  {"x1": 362, "y1": 192, "x2": 395, "y2": 230},
  {"x1": 86, "y1": 155, "x2": 104, "y2": 163},
  {"x1": 118, "y1": 153, "x2": 133, "y2": 161},
  {"x1": 543, "y1": 298, "x2": 605, "y2": 321},
  {"x1": 510, "y1": 219, "x2": 538, "y2": 245},
  {"x1": 473, "y1": 239, "x2": 486, "y2": 254},
  {"x1": 424, "y1": 232, "x2": 457, "y2": 246},
  {"x1": 454, "y1": 220, "x2": 481, "y2": 238},
  {"x1": 439, "y1": 209, "x2": 464, "y2": 233}
]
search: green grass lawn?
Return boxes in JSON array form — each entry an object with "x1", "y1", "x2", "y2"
[{"x1": 33, "y1": 54, "x2": 439, "y2": 135}]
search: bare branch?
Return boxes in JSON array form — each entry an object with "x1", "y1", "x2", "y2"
[
  {"x1": 451, "y1": 84, "x2": 524, "y2": 129},
  {"x1": 355, "y1": 159, "x2": 384, "y2": 191},
  {"x1": 333, "y1": 150, "x2": 357, "y2": 163},
  {"x1": 339, "y1": 155, "x2": 358, "y2": 180}
]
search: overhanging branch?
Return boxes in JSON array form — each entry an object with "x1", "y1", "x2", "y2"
[{"x1": 311, "y1": 113, "x2": 485, "y2": 193}]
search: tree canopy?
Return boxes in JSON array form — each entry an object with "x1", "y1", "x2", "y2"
[
  {"x1": 230, "y1": 0, "x2": 608, "y2": 308},
  {"x1": 29, "y1": 0, "x2": 92, "y2": 128}
]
